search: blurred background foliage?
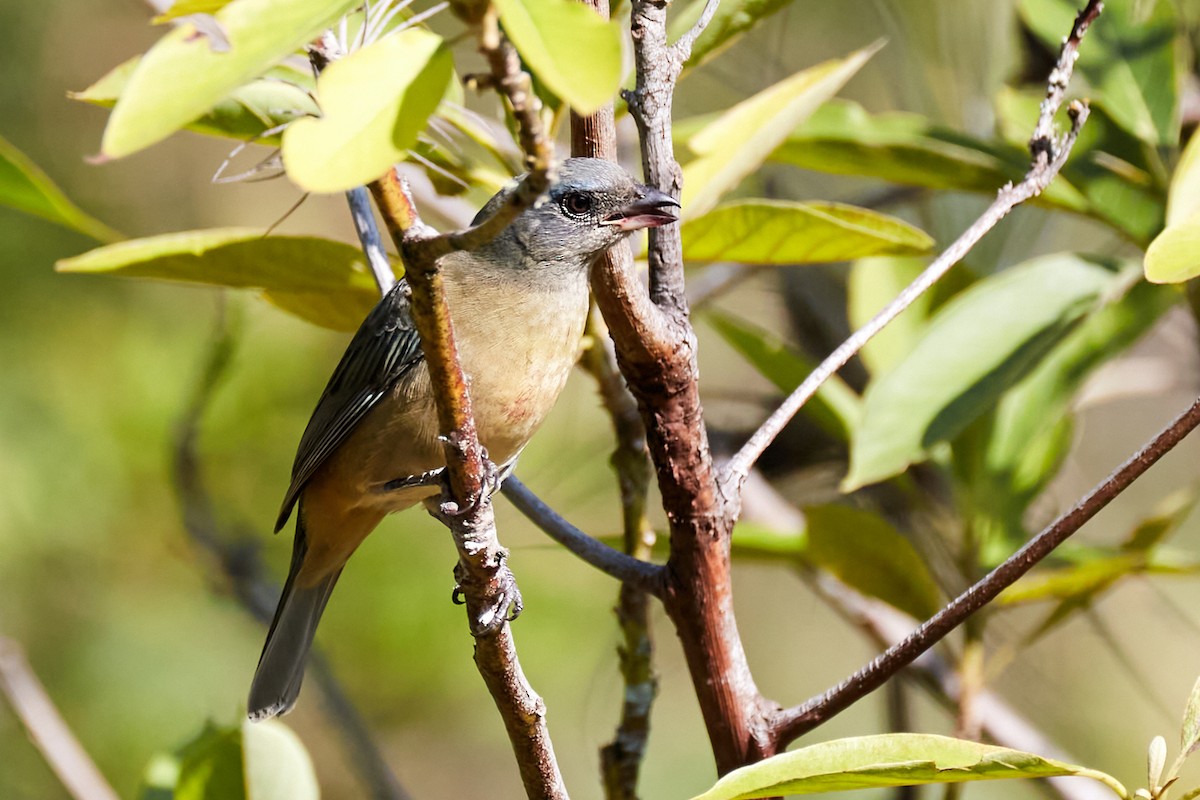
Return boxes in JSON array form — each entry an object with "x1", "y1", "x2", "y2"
[{"x1": 5, "y1": 1, "x2": 1200, "y2": 799}]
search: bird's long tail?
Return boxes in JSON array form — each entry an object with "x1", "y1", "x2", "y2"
[{"x1": 248, "y1": 512, "x2": 341, "y2": 721}]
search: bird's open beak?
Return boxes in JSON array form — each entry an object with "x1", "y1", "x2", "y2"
[{"x1": 602, "y1": 187, "x2": 681, "y2": 231}]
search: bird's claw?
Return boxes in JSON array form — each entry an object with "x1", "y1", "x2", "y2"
[{"x1": 452, "y1": 555, "x2": 523, "y2": 636}]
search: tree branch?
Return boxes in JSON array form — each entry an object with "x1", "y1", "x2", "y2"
[
  {"x1": 0, "y1": 637, "x2": 119, "y2": 800},
  {"x1": 772, "y1": 394, "x2": 1200, "y2": 742},
  {"x1": 502, "y1": 477, "x2": 665, "y2": 593},
  {"x1": 722, "y1": 0, "x2": 1104, "y2": 493}
]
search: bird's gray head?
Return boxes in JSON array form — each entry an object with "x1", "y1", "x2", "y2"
[{"x1": 472, "y1": 158, "x2": 680, "y2": 270}]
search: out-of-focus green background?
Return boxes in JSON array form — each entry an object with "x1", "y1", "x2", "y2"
[{"x1": 3, "y1": 1, "x2": 1200, "y2": 798}]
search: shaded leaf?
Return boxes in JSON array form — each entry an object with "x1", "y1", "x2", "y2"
[
  {"x1": 74, "y1": 57, "x2": 317, "y2": 146},
  {"x1": 688, "y1": 733, "x2": 1126, "y2": 800},
  {"x1": 846, "y1": 256, "x2": 931, "y2": 375},
  {"x1": 493, "y1": 0, "x2": 622, "y2": 114},
  {"x1": 682, "y1": 200, "x2": 932, "y2": 264},
  {"x1": 281, "y1": 28, "x2": 452, "y2": 193},
  {"x1": 669, "y1": 0, "x2": 795, "y2": 70},
  {"x1": 805, "y1": 505, "x2": 940, "y2": 619},
  {"x1": 1121, "y1": 487, "x2": 1199, "y2": 553},
  {"x1": 100, "y1": 0, "x2": 359, "y2": 158},
  {"x1": 845, "y1": 254, "x2": 1116, "y2": 491},
  {"x1": 971, "y1": 278, "x2": 1176, "y2": 550},
  {"x1": 999, "y1": 554, "x2": 1144, "y2": 607},
  {"x1": 681, "y1": 42, "x2": 880, "y2": 218},
  {"x1": 56, "y1": 229, "x2": 385, "y2": 331},
  {"x1": 705, "y1": 309, "x2": 859, "y2": 439},
  {"x1": 773, "y1": 99, "x2": 1086, "y2": 211},
  {"x1": 1018, "y1": 0, "x2": 1180, "y2": 147},
  {"x1": 0, "y1": 134, "x2": 120, "y2": 242}
]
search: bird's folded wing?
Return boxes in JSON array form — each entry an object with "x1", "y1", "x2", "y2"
[{"x1": 275, "y1": 280, "x2": 424, "y2": 531}]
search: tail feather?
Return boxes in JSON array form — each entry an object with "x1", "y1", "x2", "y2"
[{"x1": 248, "y1": 512, "x2": 341, "y2": 721}]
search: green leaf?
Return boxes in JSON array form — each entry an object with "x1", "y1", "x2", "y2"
[
  {"x1": 1121, "y1": 486, "x2": 1199, "y2": 553},
  {"x1": 844, "y1": 254, "x2": 1117, "y2": 491},
  {"x1": 155, "y1": 0, "x2": 235, "y2": 22},
  {"x1": 492, "y1": 0, "x2": 622, "y2": 114},
  {"x1": 56, "y1": 229, "x2": 384, "y2": 331},
  {"x1": 1182, "y1": 675, "x2": 1200, "y2": 755},
  {"x1": 704, "y1": 309, "x2": 859, "y2": 439},
  {"x1": 147, "y1": 719, "x2": 318, "y2": 800},
  {"x1": 100, "y1": 0, "x2": 359, "y2": 158},
  {"x1": 281, "y1": 28, "x2": 451, "y2": 193},
  {"x1": 1167, "y1": 125, "x2": 1200, "y2": 226},
  {"x1": 1018, "y1": 0, "x2": 1180, "y2": 147},
  {"x1": 1145, "y1": 210, "x2": 1200, "y2": 283},
  {"x1": 999, "y1": 554, "x2": 1144, "y2": 606},
  {"x1": 731, "y1": 521, "x2": 807, "y2": 560},
  {"x1": 681, "y1": 42, "x2": 881, "y2": 218},
  {"x1": 772, "y1": 99, "x2": 1087, "y2": 208},
  {"x1": 0, "y1": 134, "x2": 121, "y2": 242},
  {"x1": 669, "y1": 0, "x2": 795, "y2": 70},
  {"x1": 847, "y1": 256, "x2": 931, "y2": 375},
  {"x1": 971, "y1": 278, "x2": 1176, "y2": 550},
  {"x1": 682, "y1": 200, "x2": 933, "y2": 264},
  {"x1": 688, "y1": 733, "x2": 1127, "y2": 800},
  {"x1": 74, "y1": 57, "x2": 318, "y2": 146},
  {"x1": 804, "y1": 505, "x2": 940, "y2": 619}
]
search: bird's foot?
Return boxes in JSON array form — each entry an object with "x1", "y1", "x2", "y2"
[{"x1": 451, "y1": 554, "x2": 523, "y2": 635}]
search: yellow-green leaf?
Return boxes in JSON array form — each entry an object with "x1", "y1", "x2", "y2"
[
  {"x1": 74, "y1": 57, "x2": 317, "y2": 146},
  {"x1": 688, "y1": 734, "x2": 1126, "y2": 800},
  {"x1": 0, "y1": 134, "x2": 120, "y2": 242},
  {"x1": 282, "y1": 28, "x2": 451, "y2": 193},
  {"x1": 681, "y1": 42, "x2": 881, "y2": 218},
  {"x1": 493, "y1": 0, "x2": 622, "y2": 114},
  {"x1": 56, "y1": 228, "x2": 385, "y2": 331},
  {"x1": 1145, "y1": 209, "x2": 1200, "y2": 283},
  {"x1": 1168, "y1": 126, "x2": 1200, "y2": 227},
  {"x1": 155, "y1": 0, "x2": 234, "y2": 22},
  {"x1": 682, "y1": 200, "x2": 932, "y2": 264},
  {"x1": 100, "y1": 0, "x2": 359, "y2": 158}
]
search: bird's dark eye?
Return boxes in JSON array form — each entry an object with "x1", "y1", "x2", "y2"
[{"x1": 560, "y1": 192, "x2": 593, "y2": 218}]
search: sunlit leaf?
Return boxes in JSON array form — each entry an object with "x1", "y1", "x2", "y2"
[
  {"x1": 281, "y1": 28, "x2": 452, "y2": 193},
  {"x1": 731, "y1": 522, "x2": 806, "y2": 560},
  {"x1": 56, "y1": 229, "x2": 385, "y2": 331},
  {"x1": 0, "y1": 134, "x2": 120, "y2": 242},
  {"x1": 74, "y1": 57, "x2": 317, "y2": 146},
  {"x1": 100, "y1": 0, "x2": 359, "y2": 158},
  {"x1": 805, "y1": 505, "x2": 940, "y2": 619},
  {"x1": 1145, "y1": 210, "x2": 1200, "y2": 283},
  {"x1": 845, "y1": 254, "x2": 1116, "y2": 491},
  {"x1": 681, "y1": 42, "x2": 881, "y2": 218},
  {"x1": 682, "y1": 200, "x2": 932, "y2": 264},
  {"x1": 688, "y1": 733, "x2": 1126, "y2": 800},
  {"x1": 705, "y1": 309, "x2": 859, "y2": 439},
  {"x1": 847, "y1": 256, "x2": 931, "y2": 375},
  {"x1": 492, "y1": 0, "x2": 623, "y2": 114},
  {"x1": 1168, "y1": 126, "x2": 1200, "y2": 226},
  {"x1": 146, "y1": 719, "x2": 318, "y2": 800},
  {"x1": 155, "y1": 0, "x2": 234, "y2": 22},
  {"x1": 1018, "y1": 0, "x2": 1180, "y2": 147},
  {"x1": 670, "y1": 0, "x2": 795, "y2": 69},
  {"x1": 999, "y1": 554, "x2": 1144, "y2": 607}
]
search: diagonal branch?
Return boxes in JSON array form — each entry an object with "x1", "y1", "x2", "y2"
[
  {"x1": 721, "y1": 0, "x2": 1105, "y2": 494},
  {"x1": 772, "y1": 394, "x2": 1200, "y2": 743}
]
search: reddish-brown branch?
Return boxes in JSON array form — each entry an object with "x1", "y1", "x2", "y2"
[{"x1": 772, "y1": 394, "x2": 1200, "y2": 742}]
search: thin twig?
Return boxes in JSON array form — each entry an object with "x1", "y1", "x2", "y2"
[
  {"x1": 0, "y1": 637, "x2": 119, "y2": 800},
  {"x1": 502, "y1": 477, "x2": 664, "y2": 593},
  {"x1": 346, "y1": 186, "x2": 395, "y2": 294},
  {"x1": 722, "y1": 0, "x2": 1105, "y2": 492},
  {"x1": 671, "y1": 0, "x2": 721, "y2": 62},
  {"x1": 772, "y1": 394, "x2": 1200, "y2": 742}
]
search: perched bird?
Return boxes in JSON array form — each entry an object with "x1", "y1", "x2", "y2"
[{"x1": 249, "y1": 158, "x2": 680, "y2": 720}]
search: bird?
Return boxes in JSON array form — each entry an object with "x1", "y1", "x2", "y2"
[{"x1": 248, "y1": 157, "x2": 680, "y2": 720}]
